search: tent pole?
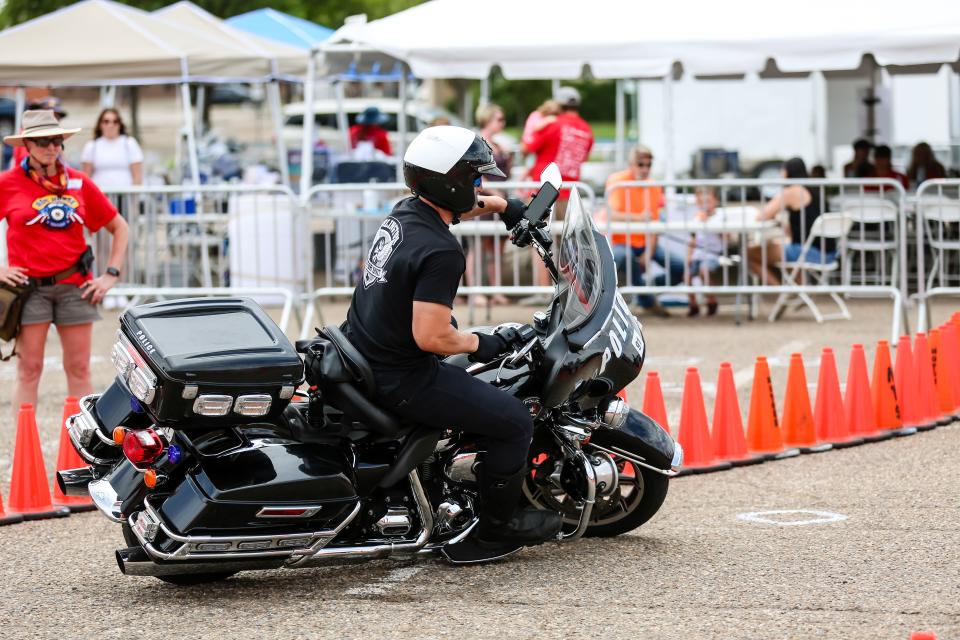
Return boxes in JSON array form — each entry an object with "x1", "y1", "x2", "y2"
[
  {"x1": 299, "y1": 52, "x2": 317, "y2": 197},
  {"x1": 633, "y1": 79, "x2": 641, "y2": 145},
  {"x1": 949, "y1": 69, "x2": 960, "y2": 170},
  {"x1": 663, "y1": 70, "x2": 676, "y2": 181},
  {"x1": 195, "y1": 85, "x2": 206, "y2": 135},
  {"x1": 479, "y1": 74, "x2": 490, "y2": 107},
  {"x1": 268, "y1": 80, "x2": 290, "y2": 187},
  {"x1": 335, "y1": 80, "x2": 350, "y2": 152},
  {"x1": 397, "y1": 66, "x2": 408, "y2": 182},
  {"x1": 811, "y1": 71, "x2": 828, "y2": 167},
  {"x1": 13, "y1": 87, "x2": 25, "y2": 132},
  {"x1": 615, "y1": 79, "x2": 626, "y2": 166},
  {"x1": 180, "y1": 82, "x2": 201, "y2": 186},
  {"x1": 551, "y1": 79, "x2": 560, "y2": 97},
  {"x1": 461, "y1": 82, "x2": 474, "y2": 126}
]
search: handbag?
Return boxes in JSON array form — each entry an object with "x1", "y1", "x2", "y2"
[{"x1": 0, "y1": 281, "x2": 34, "y2": 361}]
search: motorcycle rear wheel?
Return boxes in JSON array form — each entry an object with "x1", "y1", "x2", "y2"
[
  {"x1": 122, "y1": 524, "x2": 238, "y2": 585},
  {"x1": 523, "y1": 456, "x2": 669, "y2": 538}
]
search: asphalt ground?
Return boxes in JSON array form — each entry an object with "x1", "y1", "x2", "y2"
[{"x1": 0, "y1": 297, "x2": 957, "y2": 639}]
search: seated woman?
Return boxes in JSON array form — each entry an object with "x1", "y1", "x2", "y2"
[
  {"x1": 748, "y1": 157, "x2": 834, "y2": 285},
  {"x1": 686, "y1": 186, "x2": 723, "y2": 317}
]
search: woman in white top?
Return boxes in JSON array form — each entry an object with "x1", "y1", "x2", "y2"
[{"x1": 80, "y1": 108, "x2": 143, "y2": 188}]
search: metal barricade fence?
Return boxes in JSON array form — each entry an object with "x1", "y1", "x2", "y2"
[
  {"x1": 95, "y1": 184, "x2": 306, "y2": 332},
  {"x1": 914, "y1": 179, "x2": 960, "y2": 330},
  {"x1": 603, "y1": 178, "x2": 907, "y2": 342},
  {"x1": 299, "y1": 180, "x2": 596, "y2": 338}
]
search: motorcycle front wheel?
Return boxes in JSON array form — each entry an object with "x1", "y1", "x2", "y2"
[
  {"x1": 122, "y1": 524, "x2": 238, "y2": 586},
  {"x1": 523, "y1": 455, "x2": 669, "y2": 538}
]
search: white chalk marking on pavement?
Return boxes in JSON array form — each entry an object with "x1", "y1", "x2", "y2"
[
  {"x1": 345, "y1": 565, "x2": 423, "y2": 596},
  {"x1": 736, "y1": 509, "x2": 848, "y2": 526},
  {"x1": 644, "y1": 356, "x2": 702, "y2": 367}
]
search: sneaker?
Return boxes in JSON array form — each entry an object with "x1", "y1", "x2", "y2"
[{"x1": 518, "y1": 294, "x2": 553, "y2": 307}]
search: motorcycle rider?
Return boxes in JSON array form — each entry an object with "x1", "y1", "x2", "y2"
[{"x1": 343, "y1": 125, "x2": 562, "y2": 551}]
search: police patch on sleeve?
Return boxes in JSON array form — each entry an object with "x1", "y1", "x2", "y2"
[
  {"x1": 27, "y1": 195, "x2": 84, "y2": 229},
  {"x1": 363, "y1": 216, "x2": 403, "y2": 289}
]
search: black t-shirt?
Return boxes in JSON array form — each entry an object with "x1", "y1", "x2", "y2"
[{"x1": 346, "y1": 197, "x2": 465, "y2": 394}]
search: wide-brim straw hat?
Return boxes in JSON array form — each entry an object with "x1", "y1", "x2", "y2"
[{"x1": 3, "y1": 109, "x2": 81, "y2": 147}]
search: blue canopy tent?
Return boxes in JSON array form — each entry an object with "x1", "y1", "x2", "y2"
[{"x1": 226, "y1": 9, "x2": 333, "y2": 51}]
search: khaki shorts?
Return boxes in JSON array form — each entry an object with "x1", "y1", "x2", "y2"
[{"x1": 21, "y1": 284, "x2": 102, "y2": 326}]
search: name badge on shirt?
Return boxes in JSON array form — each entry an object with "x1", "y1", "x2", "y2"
[{"x1": 67, "y1": 178, "x2": 83, "y2": 190}]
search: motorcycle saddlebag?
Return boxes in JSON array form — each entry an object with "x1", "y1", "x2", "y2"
[{"x1": 115, "y1": 298, "x2": 304, "y2": 428}]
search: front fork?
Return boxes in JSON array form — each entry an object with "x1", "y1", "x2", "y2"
[{"x1": 560, "y1": 449, "x2": 597, "y2": 541}]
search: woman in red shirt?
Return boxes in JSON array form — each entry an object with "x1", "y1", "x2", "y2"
[{"x1": 0, "y1": 110, "x2": 129, "y2": 413}]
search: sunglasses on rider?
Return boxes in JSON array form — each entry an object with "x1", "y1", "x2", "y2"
[{"x1": 29, "y1": 136, "x2": 65, "y2": 148}]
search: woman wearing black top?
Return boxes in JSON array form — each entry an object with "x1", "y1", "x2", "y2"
[{"x1": 749, "y1": 157, "x2": 834, "y2": 285}]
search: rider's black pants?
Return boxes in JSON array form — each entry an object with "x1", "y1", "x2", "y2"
[{"x1": 380, "y1": 362, "x2": 534, "y2": 476}]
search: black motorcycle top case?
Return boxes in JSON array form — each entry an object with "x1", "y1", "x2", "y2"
[{"x1": 119, "y1": 298, "x2": 304, "y2": 427}]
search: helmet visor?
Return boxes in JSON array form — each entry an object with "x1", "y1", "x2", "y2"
[{"x1": 475, "y1": 159, "x2": 506, "y2": 178}]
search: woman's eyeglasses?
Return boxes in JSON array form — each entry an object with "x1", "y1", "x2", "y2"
[
  {"x1": 635, "y1": 162, "x2": 652, "y2": 168},
  {"x1": 29, "y1": 137, "x2": 64, "y2": 148},
  {"x1": 101, "y1": 118, "x2": 119, "y2": 125}
]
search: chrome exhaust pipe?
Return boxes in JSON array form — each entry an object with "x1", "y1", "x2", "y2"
[
  {"x1": 56, "y1": 466, "x2": 95, "y2": 497},
  {"x1": 116, "y1": 547, "x2": 285, "y2": 577}
]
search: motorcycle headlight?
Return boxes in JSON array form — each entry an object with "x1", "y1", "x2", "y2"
[{"x1": 603, "y1": 397, "x2": 629, "y2": 429}]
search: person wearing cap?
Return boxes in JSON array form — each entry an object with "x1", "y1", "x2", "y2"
[
  {"x1": 0, "y1": 110, "x2": 129, "y2": 415},
  {"x1": 9, "y1": 96, "x2": 68, "y2": 169},
  {"x1": 349, "y1": 106, "x2": 392, "y2": 156}
]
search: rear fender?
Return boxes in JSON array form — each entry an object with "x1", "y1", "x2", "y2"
[{"x1": 588, "y1": 409, "x2": 678, "y2": 472}]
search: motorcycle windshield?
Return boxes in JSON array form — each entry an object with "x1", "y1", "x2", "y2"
[{"x1": 555, "y1": 188, "x2": 603, "y2": 331}]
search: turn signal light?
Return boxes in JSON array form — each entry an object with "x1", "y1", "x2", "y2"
[
  {"x1": 113, "y1": 427, "x2": 127, "y2": 445},
  {"x1": 122, "y1": 428, "x2": 164, "y2": 466},
  {"x1": 144, "y1": 468, "x2": 158, "y2": 488}
]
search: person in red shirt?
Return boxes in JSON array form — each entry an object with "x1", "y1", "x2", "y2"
[
  {"x1": 522, "y1": 87, "x2": 594, "y2": 300},
  {"x1": 871, "y1": 144, "x2": 909, "y2": 190},
  {"x1": 0, "y1": 110, "x2": 129, "y2": 414},
  {"x1": 349, "y1": 106, "x2": 393, "y2": 156}
]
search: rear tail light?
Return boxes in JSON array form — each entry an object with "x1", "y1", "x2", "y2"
[
  {"x1": 193, "y1": 395, "x2": 233, "y2": 416},
  {"x1": 122, "y1": 428, "x2": 164, "y2": 466},
  {"x1": 234, "y1": 394, "x2": 272, "y2": 417}
]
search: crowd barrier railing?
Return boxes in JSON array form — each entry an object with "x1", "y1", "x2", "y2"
[
  {"x1": 96, "y1": 184, "x2": 306, "y2": 332},
  {"x1": 299, "y1": 180, "x2": 595, "y2": 338},
  {"x1": 914, "y1": 179, "x2": 960, "y2": 331}
]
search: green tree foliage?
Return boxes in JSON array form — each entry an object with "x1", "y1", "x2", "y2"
[
  {"x1": 0, "y1": 0, "x2": 424, "y2": 30},
  {"x1": 484, "y1": 70, "x2": 616, "y2": 130}
]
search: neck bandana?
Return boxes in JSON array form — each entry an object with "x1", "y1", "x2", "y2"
[{"x1": 21, "y1": 155, "x2": 68, "y2": 196}]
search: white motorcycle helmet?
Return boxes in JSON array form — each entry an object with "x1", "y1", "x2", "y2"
[{"x1": 403, "y1": 126, "x2": 505, "y2": 218}]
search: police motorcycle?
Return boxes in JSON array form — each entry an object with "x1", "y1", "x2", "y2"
[{"x1": 58, "y1": 164, "x2": 683, "y2": 584}]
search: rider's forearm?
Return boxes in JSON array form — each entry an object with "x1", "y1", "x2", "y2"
[{"x1": 415, "y1": 324, "x2": 480, "y2": 357}]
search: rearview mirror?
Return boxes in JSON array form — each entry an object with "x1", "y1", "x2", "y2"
[{"x1": 541, "y1": 163, "x2": 562, "y2": 190}]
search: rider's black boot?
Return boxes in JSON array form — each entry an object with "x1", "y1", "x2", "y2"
[{"x1": 474, "y1": 467, "x2": 562, "y2": 547}]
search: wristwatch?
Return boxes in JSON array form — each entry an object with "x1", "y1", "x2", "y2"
[{"x1": 105, "y1": 267, "x2": 121, "y2": 278}]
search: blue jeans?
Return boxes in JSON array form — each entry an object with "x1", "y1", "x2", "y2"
[
  {"x1": 652, "y1": 245, "x2": 688, "y2": 286},
  {"x1": 612, "y1": 245, "x2": 654, "y2": 308},
  {"x1": 784, "y1": 243, "x2": 837, "y2": 264}
]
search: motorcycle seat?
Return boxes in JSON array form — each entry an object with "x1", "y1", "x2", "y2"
[{"x1": 311, "y1": 325, "x2": 403, "y2": 438}]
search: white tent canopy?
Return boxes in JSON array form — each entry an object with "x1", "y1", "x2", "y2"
[
  {"x1": 324, "y1": 0, "x2": 960, "y2": 79},
  {"x1": 0, "y1": 0, "x2": 296, "y2": 85}
]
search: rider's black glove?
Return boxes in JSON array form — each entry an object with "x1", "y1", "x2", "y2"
[
  {"x1": 501, "y1": 198, "x2": 527, "y2": 231},
  {"x1": 469, "y1": 331, "x2": 509, "y2": 363}
]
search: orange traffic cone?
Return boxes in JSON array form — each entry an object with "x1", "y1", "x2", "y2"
[
  {"x1": 711, "y1": 363, "x2": 762, "y2": 466},
  {"x1": 894, "y1": 336, "x2": 926, "y2": 433},
  {"x1": 52, "y1": 397, "x2": 95, "y2": 512},
  {"x1": 845, "y1": 344, "x2": 889, "y2": 441},
  {"x1": 909, "y1": 632, "x2": 936, "y2": 640},
  {"x1": 871, "y1": 340, "x2": 902, "y2": 433},
  {"x1": 676, "y1": 367, "x2": 731, "y2": 475},
  {"x1": 814, "y1": 348, "x2": 862, "y2": 447},
  {"x1": 781, "y1": 353, "x2": 829, "y2": 452},
  {"x1": 914, "y1": 333, "x2": 943, "y2": 428},
  {"x1": 7, "y1": 404, "x2": 70, "y2": 520},
  {"x1": 939, "y1": 322, "x2": 960, "y2": 414},
  {"x1": 747, "y1": 357, "x2": 798, "y2": 458},
  {"x1": 0, "y1": 487, "x2": 24, "y2": 526},
  {"x1": 642, "y1": 371, "x2": 670, "y2": 434},
  {"x1": 929, "y1": 329, "x2": 957, "y2": 418}
]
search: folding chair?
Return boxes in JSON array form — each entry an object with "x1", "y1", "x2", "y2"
[
  {"x1": 768, "y1": 213, "x2": 853, "y2": 323},
  {"x1": 918, "y1": 196, "x2": 960, "y2": 292},
  {"x1": 841, "y1": 198, "x2": 899, "y2": 288}
]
